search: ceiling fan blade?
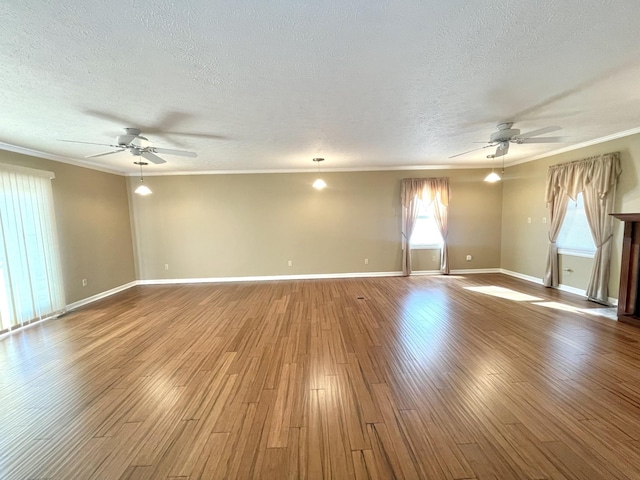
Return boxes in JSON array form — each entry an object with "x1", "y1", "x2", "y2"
[
  {"x1": 85, "y1": 149, "x2": 125, "y2": 159},
  {"x1": 515, "y1": 126, "x2": 561, "y2": 139},
  {"x1": 84, "y1": 110, "x2": 136, "y2": 127},
  {"x1": 515, "y1": 137, "x2": 564, "y2": 144},
  {"x1": 141, "y1": 151, "x2": 167, "y2": 164},
  {"x1": 449, "y1": 144, "x2": 495, "y2": 159},
  {"x1": 151, "y1": 147, "x2": 197, "y2": 158},
  {"x1": 59, "y1": 139, "x2": 118, "y2": 147},
  {"x1": 163, "y1": 131, "x2": 227, "y2": 140}
]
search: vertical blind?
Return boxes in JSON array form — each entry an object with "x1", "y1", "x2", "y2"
[{"x1": 0, "y1": 164, "x2": 65, "y2": 332}]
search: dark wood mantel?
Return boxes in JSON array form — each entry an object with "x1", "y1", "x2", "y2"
[{"x1": 611, "y1": 213, "x2": 640, "y2": 327}]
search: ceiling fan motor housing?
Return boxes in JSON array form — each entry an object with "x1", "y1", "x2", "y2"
[
  {"x1": 117, "y1": 134, "x2": 138, "y2": 146},
  {"x1": 490, "y1": 123, "x2": 520, "y2": 143},
  {"x1": 117, "y1": 128, "x2": 147, "y2": 146}
]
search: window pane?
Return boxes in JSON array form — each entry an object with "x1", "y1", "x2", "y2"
[
  {"x1": 556, "y1": 193, "x2": 595, "y2": 253},
  {"x1": 410, "y1": 201, "x2": 443, "y2": 247}
]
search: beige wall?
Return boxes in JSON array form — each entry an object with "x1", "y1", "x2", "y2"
[
  {"x1": 8, "y1": 132, "x2": 638, "y2": 304},
  {"x1": 5, "y1": 131, "x2": 639, "y2": 305},
  {"x1": 0, "y1": 151, "x2": 136, "y2": 304},
  {"x1": 129, "y1": 169, "x2": 503, "y2": 280},
  {"x1": 501, "y1": 133, "x2": 640, "y2": 299}
]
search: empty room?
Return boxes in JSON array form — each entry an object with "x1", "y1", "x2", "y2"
[{"x1": 2, "y1": 1, "x2": 640, "y2": 479}]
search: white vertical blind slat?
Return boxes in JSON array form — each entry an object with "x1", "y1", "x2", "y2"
[{"x1": 0, "y1": 168, "x2": 65, "y2": 330}]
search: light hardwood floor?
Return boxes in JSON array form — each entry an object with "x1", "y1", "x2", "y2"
[{"x1": 1, "y1": 274, "x2": 640, "y2": 479}]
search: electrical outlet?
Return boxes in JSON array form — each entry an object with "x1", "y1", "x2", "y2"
[
  {"x1": 287, "y1": 260, "x2": 293, "y2": 267},
  {"x1": 527, "y1": 217, "x2": 532, "y2": 224},
  {"x1": 164, "y1": 264, "x2": 169, "y2": 270},
  {"x1": 542, "y1": 217, "x2": 547, "y2": 224},
  {"x1": 364, "y1": 258, "x2": 369, "y2": 265},
  {"x1": 82, "y1": 278, "x2": 87, "y2": 287},
  {"x1": 466, "y1": 255, "x2": 472, "y2": 261}
]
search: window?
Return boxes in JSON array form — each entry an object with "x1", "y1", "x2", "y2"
[
  {"x1": 0, "y1": 164, "x2": 65, "y2": 332},
  {"x1": 556, "y1": 192, "x2": 595, "y2": 256},
  {"x1": 410, "y1": 200, "x2": 443, "y2": 248}
]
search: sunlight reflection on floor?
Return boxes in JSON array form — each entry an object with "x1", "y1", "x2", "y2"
[
  {"x1": 466, "y1": 285, "x2": 618, "y2": 320},
  {"x1": 535, "y1": 302, "x2": 617, "y2": 320},
  {"x1": 464, "y1": 286, "x2": 543, "y2": 302},
  {"x1": 532, "y1": 301, "x2": 582, "y2": 313},
  {"x1": 582, "y1": 307, "x2": 618, "y2": 320}
]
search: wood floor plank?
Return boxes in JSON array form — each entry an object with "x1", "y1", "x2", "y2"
[
  {"x1": 2, "y1": 274, "x2": 640, "y2": 479},
  {"x1": 370, "y1": 382, "x2": 421, "y2": 479},
  {"x1": 397, "y1": 409, "x2": 451, "y2": 479},
  {"x1": 458, "y1": 441, "x2": 520, "y2": 480},
  {"x1": 541, "y1": 440, "x2": 615, "y2": 480},
  {"x1": 186, "y1": 431, "x2": 230, "y2": 480},
  {"x1": 267, "y1": 362, "x2": 296, "y2": 448},
  {"x1": 365, "y1": 422, "x2": 398, "y2": 479}
]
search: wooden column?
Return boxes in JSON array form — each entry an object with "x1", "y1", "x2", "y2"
[{"x1": 611, "y1": 213, "x2": 640, "y2": 327}]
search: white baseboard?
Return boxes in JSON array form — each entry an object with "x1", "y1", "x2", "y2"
[
  {"x1": 499, "y1": 269, "x2": 542, "y2": 284},
  {"x1": 451, "y1": 268, "x2": 501, "y2": 275},
  {"x1": 500, "y1": 269, "x2": 618, "y2": 306},
  {"x1": 54, "y1": 268, "x2": 621, "y2": 316},
  {"x1": 140, "y1": 268, "x2": 509, "y2": 285},
  {"x1": 411, "y1": 270, "x2": 441, "y2": 276},
  {"x1": 501, "y1": 268, "x2": 583, "y2": 296},
  {"x1": 557, "y1": 284, "x2": 585, "y2": 297},
  {"x1": 139, "y1": 271, "x2": 404, "y2": 285},
  {"x1": 65, "y1": 281, "x2": 138, "y2": 311},
  {"x1": 23, "y1": 269, "x2": 525, "y2": 322}
]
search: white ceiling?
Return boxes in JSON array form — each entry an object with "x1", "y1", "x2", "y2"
[{"x1": 2, "y1": 1, "x2": 640, "y2": 175}]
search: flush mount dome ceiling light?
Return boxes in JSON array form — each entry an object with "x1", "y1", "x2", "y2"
[
  {"x1": 312, "y1": 158, "x2": 327, "y2": 190},
  {"x1": 134, "y1": 161, "x2": 152, "y2": 195}
]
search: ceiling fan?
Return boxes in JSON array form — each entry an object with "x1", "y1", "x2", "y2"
[
  {"x1": 450, "y1": 123, "x2": 563, "y2": 159},
  {"x1": 60, "y1": 128, "x2": 197, "y2": 164}
]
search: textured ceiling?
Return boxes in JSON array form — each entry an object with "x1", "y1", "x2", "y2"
[{"x1": 1, "y1": 0, "x2": 640, "y2": 174}]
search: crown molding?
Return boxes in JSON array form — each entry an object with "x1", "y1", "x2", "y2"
[
  {"x1": 505, "y1": 126, "x2": 640, "y2": 168},
  {"x1": 125, "y1": 163, "x2": 496, "y2": 177},
  {"x1": 0, "y1": 142, "x2": 123, "y2": 175},
  {"x1": 4, "y1": 126, "x2": 640, "y2": 177}
]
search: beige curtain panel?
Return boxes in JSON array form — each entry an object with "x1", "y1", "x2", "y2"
[
  {"x1": 544, "y1": 152, "x2": 621, "y2": 303},
  {"x1": 401, "y1": 177, "x2": 450, "y2": 276}
]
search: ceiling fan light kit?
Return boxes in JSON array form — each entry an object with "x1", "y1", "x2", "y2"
[
  {"x1": 312, "y1": 178, "x2": 327, "y2": 189},
  {"x1": 312, "y1": 158, "x2": 327, "y2": 190},
  {"x1": 134, "y1": 182, "x2": 152, "y2": 196},
  {"x1": 484, "y1": 171, "x2": 501, "y2": 183},
  {"x1": 134, "y1": 161, "x2": 152, "y2": 196},
  {"x1": 484, "y1": 141, "x2": 507, "y2": 183}
]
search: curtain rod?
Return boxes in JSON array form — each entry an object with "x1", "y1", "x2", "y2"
[
  {"x1": 402, "y1": 176, "x2": 449, "y2": 181},
  {"x1": 548, "y1": 152, "x2": 619, "y2": 170}
]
